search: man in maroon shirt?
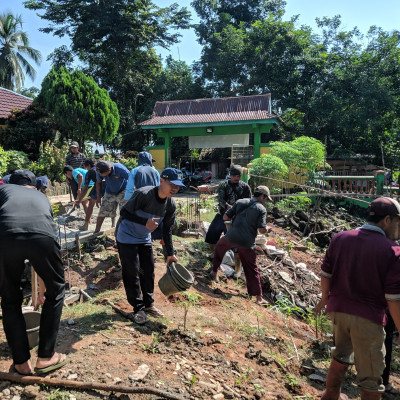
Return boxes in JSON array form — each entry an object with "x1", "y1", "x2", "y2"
[{"x1": 315, "y1": 197, "x2": 400, "y2": 400}]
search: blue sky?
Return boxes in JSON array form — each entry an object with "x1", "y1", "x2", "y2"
[{"x1": 3, "y1": 0, "x2": 400, "y2": 89}]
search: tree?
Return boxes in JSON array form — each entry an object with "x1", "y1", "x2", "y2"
[
  {"x1": 1, "y1": 103, "x2": 55, "y2": 160},
  {"x1": 0, "y1": 12, "x2": 41, "y2": 91},
  {"x1": 24, "y1": 0, "x2": 191, "y2": 150},
  {"x1": 37, "y1": 67, "x2": 120, "y2": 148}
]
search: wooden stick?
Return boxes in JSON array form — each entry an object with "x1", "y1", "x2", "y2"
[
  {"x1": 75, "y1": 233, "x2": 81, "y2": 260},
  {"x1": 30, "y1": 264, "x2": 38, "y2": 310},
  {"x1": 0, "y1": 372, "x2": 185, "y2": 400}
]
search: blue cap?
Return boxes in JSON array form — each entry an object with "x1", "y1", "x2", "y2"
[
  {"x1": 161, "y1": 168, "x2": 185, "y2": 186},
  {"x1": 36, "y1": 175, "x2": 49, "y2": 190}
]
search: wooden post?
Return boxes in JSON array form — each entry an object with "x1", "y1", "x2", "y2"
[{"x1": 31, "y1": 264, "x2": 38, "y2": 310}]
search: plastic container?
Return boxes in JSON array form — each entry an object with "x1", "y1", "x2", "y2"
[{"x1": 158, "y1": 263, "x2": 194, "y2": 296}]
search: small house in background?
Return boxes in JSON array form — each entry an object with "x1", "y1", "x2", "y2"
[
  {"x1": 0, "y1": 87, "x2": 33, "y2": 130},
  {"x1": 140, "y1": 94, "x2": 280, "y2": 174}
]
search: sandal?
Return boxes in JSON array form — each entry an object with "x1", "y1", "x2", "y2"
[
  {"x1": 34, "y1": 353, "x2": 68, "y2": 375},
  {"x1": 255, "y1": 300, "x2": 269, "y2": 307},
  {"x1": 209, "y1": 271, "x2": 218, "y2": 282},
  {"x1": 130, "y1": 310, "x2": 149, "y2": 325},
  {"x1": 9, "y1": 364, "x2": 32, "y2": 376},
  {"x1": 144, "y1": 306, "x2": 165, "y2": 318}
]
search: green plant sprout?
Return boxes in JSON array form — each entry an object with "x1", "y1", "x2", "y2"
[{"x1": 177, "y1": 291, "x2": 204, "y2": 331}]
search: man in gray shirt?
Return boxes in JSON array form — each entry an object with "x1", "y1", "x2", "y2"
[{"x1": 210, "y1": 186, "x2": 272, "y2": 305}]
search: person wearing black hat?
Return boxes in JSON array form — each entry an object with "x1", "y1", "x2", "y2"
[
  {"x1": 65, "y1": 141, "x2": 85, "y2": 200},
  {"x1": 315, "y1": 197, "x2": 400, "y2": 400},
  {"x1": 205, "y1": 164, "x2": 251, "y2": 258},
  {"x1": 116, "y1": 168, "x2": 184, "y2": 325},
  {"x1": 0, "y1": 170, "x2": 67, "y2": 375}
]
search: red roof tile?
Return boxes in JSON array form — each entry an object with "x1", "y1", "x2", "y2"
[
  {"x1": 140, "y1": 94, "x2": 277, "y2": 126},
  {"x1": 0, "y1": 87, "x2": 33, "y2": 119}
]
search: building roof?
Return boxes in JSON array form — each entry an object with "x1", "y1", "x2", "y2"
[
  {"x1": 0, "y1": 87, "x2": 33, "y2": 119},
  {"x1": 140, "y1": 94, "x2": 278, "y2": 127}
]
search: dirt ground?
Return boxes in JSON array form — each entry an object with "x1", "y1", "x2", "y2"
[{"x1": 0, "y1": 224, "x2": 399, "y2": 400}]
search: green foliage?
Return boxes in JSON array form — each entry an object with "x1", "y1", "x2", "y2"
[
  {"x1": 0, "y1": 12, "x2": 41, "y2": 91},
  {"x1": 118, "y1": 157, "x2": 137, "y2": 171},
  {"x1": 37, "y1": 67, "x2": 119, "y2": 147},
  {"x1": 29, "y1": 140, "x2": 69, "y2": 182},
  {"x1": 249, "y1": 153, "x2": 288, "y2": 189},
  {"x1": 275, "y1": 193, "x2": 312, "y2": 216},
  {"x1": 176, "y1": 291, "x2": 204, "y2": 331},
  {"x1": 1, "y1": 104, "x2": 56, "y2": 160},
  {"x1": 0, "y1": 145, "x2": 10, "y2": 176},
  {"x1": 271, "y1": 295, "x2": 302, "y2": 317},
  {"x1": 142, "y1": 333, "x2": 160, "y2": 354},
  {"x1": 5, "y1": 150, "x2": 30, "y2": 173}
]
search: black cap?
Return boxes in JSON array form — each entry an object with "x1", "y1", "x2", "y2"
[
  {"x1": 230, "y1": 165, "x2": 242, "y2": 176},
  {"x1": 9, "y1": 170, "x2": 37, "y2": 186}
]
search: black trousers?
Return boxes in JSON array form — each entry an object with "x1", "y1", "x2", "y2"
[
  {"x1": 205, "y1": 213, "x2": 227, "y2": 244},
  {"x1": 383, "y1": 311, "x2": 396, "y2": 385},
  {"x1": 0, "y1": 235, "x2": 65, "y2": 364},
  {"x1": 117, "y1": 242, "x2": 154, "y2": 313},
  {"x1": 68, "y1": 177, "x2": 78, "y2": 200}
]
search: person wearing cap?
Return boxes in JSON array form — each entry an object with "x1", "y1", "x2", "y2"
[
  {"x1": 36, "y1": 176, "x2": 49, "y2": 193},
  {"x1": 205, "y1": 165, "x2": 251, "y2": 254},
  {"x1": 65, "y1": 141, "x2": 86, "y2": 200},
  {"x1": 116, "y1": 168, "x2": 184, "y2": 325},
  {"x1": 210, "y1": 185, "x2": 272, "y2": 305},
  {"x1": 315, "y1": 197, "x2": 400, "y2": 400},
  {"x1": 124, "y1": 151, "x2": 160, "y2": 202},
  {"x1": 0, "y1": 170, "x2": 67, "y2": 375},
  {"x1": 94, "y1": 161, "x2": 130, "y2": 233}
]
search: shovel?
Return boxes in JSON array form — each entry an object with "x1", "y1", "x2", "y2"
[{"x1": 65, "y1": 204, "x2": 77, "y2": 216}]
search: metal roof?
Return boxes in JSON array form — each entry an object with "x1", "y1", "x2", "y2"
[
  {"x1": 140, "y1": 94, "x2": 277, "y2": 127},
  {"x1": 0, "y1": 87, "x2": 32, "y2": 119}
]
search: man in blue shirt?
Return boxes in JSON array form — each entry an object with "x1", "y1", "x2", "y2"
[
  {"x1": 124, "y1": 152, "x2": 160, "y2": 202},
  {"x1": 94, "y1": 161, "x2": 129, "y2": 233},
  {"x1": 117, "y1": 168, "x2": 184, "y2": 325}
]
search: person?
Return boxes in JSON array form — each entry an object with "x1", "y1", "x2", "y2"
[
  {"x1": 94, "y1": 160, "x2": 129, "y2": 233},
  {"x1": 382, "y1": 311, "x2": 398, "y2": 395},
  {"x1": 65, "y1": 141, "x2": 85, "y2": 200},
  {"x1": 116, "y1": 168, "x2": 185, "y2": 325},
  {"x1": 2, "y1": 174, "x2": 11, "y2": 184},
  {"x1": 36, "y1": 175, "x2": 49, "y2": 193},
  {"x1": 0, "y1": 170, "x2": 67, "y2": 375},
  {"x1": 205, "y1": 165, "x2": 251, "y2": 275},
  {"x1": 75, "y1": 159, "x2": 104, "y2": 231},
  {"x1": 315, "y1": 197, "x2": 400, "y2": 400},
  {"x1": 63, "y1": 166, "x2": 92, "y2": 216},
  {"x1": 124, "y1": 151, "x2": 160, "y2": 202},
  {"x1": 210, "y1": 186, "x2": 272, "y2": 305}
]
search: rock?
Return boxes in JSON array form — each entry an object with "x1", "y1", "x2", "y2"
[
  {"x1": 257, "y1": 352, "x2": 273, "y2": 365},
  {"x1": 114, "y1": 377, "x2": 122, "y2": 383},
  {"x1": 67, "y1": 373, "x2": 78, "y2": 380},
  {"x1": 3, "y1": 389, "x2": 11, "y2": 396},
  {"x1": 289, "y1": 217, "x2": 300, "y2": 230},
  {"x1": 213, "y1": 394, "x2": 224, "y2": 400},
  {"x1": 93, "y1": 244, "x2": 105, "y2": 252},
  {"x1": 296, "y1": 262, "x2": 307, "y2": 270},
  {"x1": 129, "y1": 364, "x2": 150, "y2": 382},
  {"x1": 274, "y1": 218, "x2": 287, "y2": 227},
  {"x1": 300, "y1": 365, "x2": 316, "y2": 376},
  {"x1": 67, "y1": 318, "x2": 75, "y2": 325},
  {"x1": 271, "y1": 207, "x2": 284, "y2": 219},
  {"x1": 308, "y1": 374, "x2": 326, "y2": 383},
  {"x1": 22, "y1": 386, "x2": 39, "y2": 398},
  {"x1": 295, "y1": 209, "x2": 309, "y2": 221},
  {"x1": 11, "y1": 396, "x2": 21, "y2": 400},
  {"x1": 105, "y1": 373, "x2": 112, "y2": 379}
]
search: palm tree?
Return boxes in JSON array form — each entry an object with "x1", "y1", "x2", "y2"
[{"x1": 0, "y1": 12, "x2": 42, "y2": 91}]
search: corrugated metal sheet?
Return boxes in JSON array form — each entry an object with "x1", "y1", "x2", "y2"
[
  {"x1": 0, "y1": 87, "x2": 32, "y2": 119},
  {"x1": 140, "y1": 94, "x2": 276, "y2": 126}
]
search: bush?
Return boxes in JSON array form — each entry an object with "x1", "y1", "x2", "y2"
[
  {"x1": 249, "y1": 154, "x2": 288, "y2": 190},
  {"x1": 29, "y1": 141, "x2": 69, "y2": 182},
  {"x1": 0, "y1": 146, "x2": 9, "y2": 177},
  {"x1": 275, "y1": 193, "x2": 312, "y2": 215},
  {"x1": 5, "y1": 150, "x2": 30, "y2": 173}
]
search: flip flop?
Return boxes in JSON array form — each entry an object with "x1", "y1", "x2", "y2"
[
  {"x1": 255, "y1": 300, "x2": 269, "y2": 307},
  {"x1": 34, "y1": 353, "x2": 68, "y2": 375},
  {"x1": 144, "y1": 306, "x2": 165, "y2": 318},
  {"x1": 130, "y1": 310, "x2": 149, "y2": 325}
]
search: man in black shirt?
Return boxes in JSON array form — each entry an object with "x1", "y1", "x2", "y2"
[{"x1": 0, "y1": 170, "x2": 67, "y2": 375}]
